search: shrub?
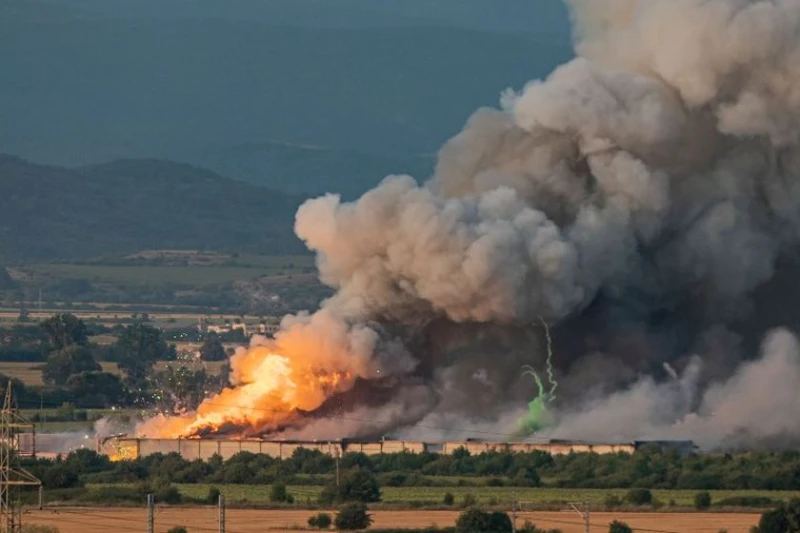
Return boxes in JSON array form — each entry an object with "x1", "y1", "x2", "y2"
[
  {"x1": 340, "y1": 469, "x2": 381, "y2": 503},
  {"x1": 455, "y1": 508, "x2": 512, "y2": 533},
  {"x1": 321, "y1": 469, "x2": 381, "y2": 504},
  {"x1": 156, "y1": 485, "x2": 182, "y2": 504},
  {"x1": 308, "y1": 512, "x2": 333, "y2": 529},
  {"x1": 604, "y1": 494, "x2": 622, "y2": 509},
  {"x1": 443, "y1": 492, "x2": 455, "y2": 506},
  {"x1": 80, "y1": 486, "x2": 138, "y2": 504},
  {"x1": 609, "y1": 521, "x2": 632, "y2": 533},
  {"x1": 518, "y1": 522, "x2": 561, "y2": 533},
  {"x1": 206, "y1": 486, "x2": 221, "y2": 505},
  {"x1": 487, "y1": 511, "x2": 513, "y2": 533},
  {"x1": 335, "y1": 502, "x2": 372, "y2": 530},
  {"x1": 461, "y1": 494, "x2": 477, "y2": 508},
  {"x1": 717, "y1": 496, "x2": 774, "y2": 507},
  {"x1": 41, "y1": 463, "x2": 83, "y2": 490},
  {"x1": 756, "y1": 499, "x2": 800, "y2": 533},
  {"x1": 270, "y1": 482, "x2": 294, "y2": 503},
  {"x1": 694, "y1": 492, "x2": 712, "y2": 510},
  {"x1": 625, "y1": 488, "x2": 652, "y2": 506},
  {"x1": 512, "y1": 468, "x2": 541, "y2": 488}
]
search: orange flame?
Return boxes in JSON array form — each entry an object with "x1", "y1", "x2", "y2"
[{"x1": 137, "y1": 341, "x2": 354, "y2": 438}]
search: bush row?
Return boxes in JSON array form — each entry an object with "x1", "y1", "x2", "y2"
[{"x1": 25, "y1": 445, "x2": 800, "y2": 493}]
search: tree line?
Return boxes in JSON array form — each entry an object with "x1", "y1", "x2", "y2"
[
  {"x1": 0, "y1": 313, "x2": 230, "y2": 409},
  {"x1": 24, "y1": 444, "x2": 800, "y2": 495}
]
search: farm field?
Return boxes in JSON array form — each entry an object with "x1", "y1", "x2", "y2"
[
  {"x1": 24, "y1": 508, "x2": 762, "y2": 533},
  {"x1": 96, "y1": 484, "x2": 800, "y2": 508},
  {"x1": 0, "y1": 361, "x2": 125, "y2": 387},
  {"x1": 13, "y1": 254, "x2": 315, "y2": 287},
  {"x1": 0, "y1": 360, "x2": 227, "y2": 387}
]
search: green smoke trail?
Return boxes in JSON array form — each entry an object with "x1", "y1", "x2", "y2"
[
  {"x1": 539, "y1": 316, "x2": 557, "y2": 400},
  {"x1": 517, "y1": 317, "x2": 558, "y2": 436}
]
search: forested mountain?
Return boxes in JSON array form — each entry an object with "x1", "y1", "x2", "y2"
[
  {"x1": 0, "y1": 155, "x2": 305, "y2": 262},
  {"x1": 0, "y1": 0, "x2": 572, "y2": 197}
]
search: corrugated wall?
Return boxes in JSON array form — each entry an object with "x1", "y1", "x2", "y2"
[{"x1": 104, "y1": 438, "x2": 637, "y2": 461}]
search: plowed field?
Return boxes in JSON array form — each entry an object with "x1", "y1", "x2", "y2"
[{"x1": 24, "y1": 507, "x2": 760, "y2": 533}]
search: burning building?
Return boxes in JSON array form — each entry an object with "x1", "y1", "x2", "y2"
[
  {"x1": 133, "y1": 0, "x2": 800, "y2": 451},
  {"x1": 99, "y1": 436, "x2": 698, "y2": 462}
]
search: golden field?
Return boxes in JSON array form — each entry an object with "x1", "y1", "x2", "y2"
[{"x1": 24, "y1": 508, "x2": 761, "y2": 533}]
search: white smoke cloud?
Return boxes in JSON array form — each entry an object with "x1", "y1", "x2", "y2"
[{"x1": 538, "y1": 328, "x2": 800, "y2": 449}]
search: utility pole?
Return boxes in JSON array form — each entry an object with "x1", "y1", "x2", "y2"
[
  {"x1": 0, "y1": 383, "x2": 41, "y2": 533},
  {"x1": 147, "y1": 493, "x2": 154, "y2": 533},
  {"x1": 218, "y1": 493, "x2": 226, "y2": 533},
  {"x1": 330, "y1": 442, "x2": 340, "y2": 488},
  {"x1": 511, "y1": 490, "x2": 518, "y2": 533},
  {"x1": 570, "y1": 501, "x2": 590, "y2": 533}
]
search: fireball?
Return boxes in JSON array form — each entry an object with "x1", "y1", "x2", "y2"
[{"x1": 137, "y1": 340, "x2": 353, "y2": 438}]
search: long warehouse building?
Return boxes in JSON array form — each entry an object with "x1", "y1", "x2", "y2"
[{"x1": 98, "y1": 437, "x2": 695, "y2": 461}]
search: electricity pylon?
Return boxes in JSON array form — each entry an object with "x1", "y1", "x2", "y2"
[{"x1": 0, "y1": 383, "x2": 41, "y2": 532}]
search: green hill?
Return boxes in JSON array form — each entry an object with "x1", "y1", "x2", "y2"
[
  {"x1": 0, "y1": 0, "x2": 572, "y2": 196},
  {"x1": 0, "y1": 155, "x2": 306, "y2": 262}
]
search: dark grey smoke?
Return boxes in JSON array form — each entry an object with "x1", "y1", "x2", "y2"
[{"x1": 268, "y1": 0, "x2": 800, "y2": 448}]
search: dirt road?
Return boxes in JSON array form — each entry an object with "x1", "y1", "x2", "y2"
[{"x1": 24, "y1": 507, "x2": 760, "y2": 533}]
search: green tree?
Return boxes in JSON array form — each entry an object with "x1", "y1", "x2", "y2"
[
  {"x1": 40, "y1": 313, "x2": 88, "y2": 351},
  {"x1": 625, "y1": 488, "x2": 652, "y2": 506},
  {"x1": 487, "y1": 511, "x2": 513, "y2": 533},
  {"x1": 334, "y1": 502, "x2": 372, "y2": 531},
  {"x1": 200, "y1": 332, "x2": 227, "y2": 361},
  {"x1": 695, "y1": 491, "x2": 712, "y2": 510},
  {"x1": 512, "y1": 467, "x2": 541, "y2": 487},
  {"x1": 66, "y1": 371, "x2": 125, "y2": 406},
  {"x1": 456, "y1": 508, "x2": 513, "y2": 533},
  {"x1": 757, "y1": 499, "x2": 800, "y2": 533},
  {"x1": 320, "y1": 469, "x2": 381, "y2": 504},
  {"x1": 338, "y1": 469, "x2": 381, "y2": 503},
  {"x1": 609, "y1": 521, "x2": 633, "y2": 533},
  {"x1": 270, "y1": 482, "x2": 294, "y2": 503},
  {"x1": 110, "y1": 324, "x2": 174, "y2": 382},
  {"x1": 41, "y1": 462, "x2": 83, "y2": 489},
  {"x1": 604, "y1": 494, "x2": 622, "y2": 509},
  {"x1": 42, "y1": 345, "x2": 100, "y2": 385},
  {"x1": 206, "y1": 486, "x2": 221, "y2": 504},
  {"x1": 308, "y1": 513, "x2": 332, "y2": 529}
]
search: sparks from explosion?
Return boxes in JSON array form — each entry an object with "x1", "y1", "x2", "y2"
[{"x1": 137, "y1": 341, "x2": 352, "y2": 438}]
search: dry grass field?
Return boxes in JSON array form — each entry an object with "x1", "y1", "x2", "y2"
[{"x1": 24, "y1": 508, "x2": 761, "y2": 533}]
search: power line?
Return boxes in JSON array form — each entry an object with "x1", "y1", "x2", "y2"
[{"x1": 57, "y1": 506, "x2": 252, "y2": 533}]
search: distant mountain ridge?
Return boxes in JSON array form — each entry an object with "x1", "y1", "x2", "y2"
[
  {"x1": 0, "y1": 155, "x2": 306, "y2": 262},
  {"x1": 0, "y1": 0, "x2": 573, "y2": 196}
]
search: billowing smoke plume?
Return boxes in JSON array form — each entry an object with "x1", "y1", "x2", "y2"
[
  {"x1": 276, "y1": 0, "x2": 800, "y2": 449},
  {"x1": 141, "y1": 0, "x2": 800, "y2": 448},
  {"x1": 540, "y1": 328, "x2": 800, "y2": 449}
]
